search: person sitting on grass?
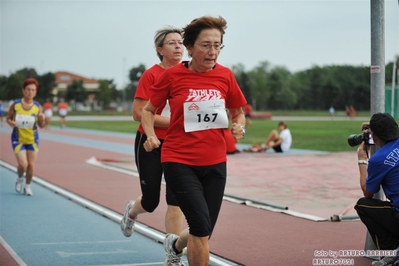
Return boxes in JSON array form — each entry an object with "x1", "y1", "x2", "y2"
[{"x1": 246, "y1": 121, "x2": 292, "y2": 153}]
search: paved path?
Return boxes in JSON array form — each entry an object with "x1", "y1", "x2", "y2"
[{"x1": 0, "y1": 125, "x2": 375, "y2": 265}]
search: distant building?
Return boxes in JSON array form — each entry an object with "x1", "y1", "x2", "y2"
[
  {"x1": 53, "y1": 71, "x2": 99, "y2": 98},
  {"x1": 53, "y1": 71, "x2": 100, "y2": 111}
]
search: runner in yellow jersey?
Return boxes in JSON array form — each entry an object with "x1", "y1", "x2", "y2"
[{"x1": 6, "y1": 78, "x2": 46, "y2": 196}]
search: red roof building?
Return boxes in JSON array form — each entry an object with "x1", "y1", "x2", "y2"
[{"x1": 53, "y1": 71, "x2": 99, "y2": 95}]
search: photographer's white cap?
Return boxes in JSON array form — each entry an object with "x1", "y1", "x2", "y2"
[{"x1": 370, "y1": 113, "x2": 399, "y2": 142}]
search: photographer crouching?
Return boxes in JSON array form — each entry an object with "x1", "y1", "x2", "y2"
[{"x1": 353, "y1": 113, "x2": 399, "y2": 266}]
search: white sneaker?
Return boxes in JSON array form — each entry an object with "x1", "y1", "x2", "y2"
[
  {"x1": 372, "y1": 247, "x2": 399, "y2": 266},
  {"x1": 164, "y1": 233, "x2": 185, "y2": 266},
  {"x1": 24, "y1": 186, "x2": 33, "y2": 196},
  {"x1": 15, "y1": 178, "x2": 23, "y2": 193},
  {"x1": 120, "y1": 201, "x2": 136, "y2": 237}
]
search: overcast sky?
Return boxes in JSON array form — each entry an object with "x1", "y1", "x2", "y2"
[{"x1": 1, "y1": 0, "x2": 398, "y2": 88}]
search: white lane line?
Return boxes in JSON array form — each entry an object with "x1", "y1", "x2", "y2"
[
  {"x1": 0, "y1": 160, "x2": 238, "y2": 266},
  {"x1": 88, "y1": 263, "x2": 163, "y2": 266},
  {"x1": 32, "y1": 240, "x2": 132, "y2": 245},
  {"x1": 56, "y1": 249, "x2": 136, "y2": 258},
  {"x1": 0, "y1": 235, "x2": 28, "y2": 266},
  {"x1": 85, "y1": 156, "x2": 139, "y2": 177}
]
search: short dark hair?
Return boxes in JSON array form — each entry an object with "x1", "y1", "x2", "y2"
[
  {"x1": 278, "y1": 121, "x2": 287, "y2": 128},
  {"x1": 370, "y1": 112, "x2": 399, "y2": 142}
]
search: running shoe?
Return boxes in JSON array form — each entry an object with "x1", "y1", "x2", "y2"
[
  {"x1": 372, "y1": 256, "x2": 396, "y2": 266},
  {"x1": 164, "y1": 233, "x2": 185, "y2": 266},
  {"x1": 24, "y1": 186, "x2": 33, "y2": 196},
  {"x1": 120, "y1": 201, "x2": 136, "y2": 237},
  {"x1": 15, "y1": 178, "x2": 23, "y2": 193},
  {"x1": 372, "y1": 248, "x2": 399, "y2": 266}
]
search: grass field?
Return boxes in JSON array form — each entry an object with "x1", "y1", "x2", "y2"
[
  {"x1": 55, "y1": 109, "x2": 372, "y2": 117},
  {"x1": 51, "y1": 117, "x2": 368, "y2": 152}
]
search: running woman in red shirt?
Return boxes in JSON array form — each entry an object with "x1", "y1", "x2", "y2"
[
  {"x1": 43, "y1": 98, "x2": 53, "y2": 128},
  {"x1": 141, "y1": 16, "x2": 247, "y2": 266},
  {"x1": 57, "y1": 99, "x2": 68, "y2": 128},
  {"x1": 120, "y1": 26, "x2": 185, "y2": 265},
  {"x1": 244, "y1": 103, "x2": 253, "y2": 126}
]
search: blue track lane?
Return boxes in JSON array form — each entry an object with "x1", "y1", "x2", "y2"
[{"x1": 0, "y1": 166, "x2": 175, "y2": 266}]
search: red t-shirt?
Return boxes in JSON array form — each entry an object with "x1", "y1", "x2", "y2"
[
  {"x1": 224, "y1": 128, "x2": 237, "y2": 153},
  {"x1": 43, "y1": 102, "x2": 53, "y2": 110},
  {"x1": 244, "y1": 104, "x2": 252, "y2": 115},
  {"x1": 135, "y1": 64, "x2": 168, "y2": 139},
  {"x1": 58, "y1": 102, "x2": 67, "y2": 110},
  {"x1": 149, "y1": 62, "x2": 247, "y2": 166}
]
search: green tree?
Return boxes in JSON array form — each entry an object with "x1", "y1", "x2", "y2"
[
  {"x1": 97, "y1": 79, "x2": 115, "y2": 108},
  {"x1": 16, "y1": 68, "x2": 38, "y2": 79},
  {"x1": 65, "y1": 80, "x2": 87, "y2": 103},
  {"x1": 247, "y1": 61, "x2": 270, "y2": 110},
  {"x1": 0, "y1": 75, "x2": 8, "y2": 100},
  {"x1": 386, "y1": 56, "x2": 399, "y2": 85},
  {"x1": 265, "y1": 66, "x2": 295, "y2": 109},
  {"x1": 232, "y1": 63, "x2": 251, "y2": 104},
  {"x1": 36, "y1": 72, "x2": 56, "y2": 102},
  {"x1": 5, "y1": 73, "x2": 24, "y2": 100},
  {"x1": 127, "y1": 64, "x2": 146, "y2": 100},
  {"x1": 0, "y1": 68, "x2": 55, "y2": 103},
  {"x1": 328, "y1": 65, "x2": 370, "y2": 111},
  {"x1": 289, "y1": 71, "x2": 311, "y2": 109}
]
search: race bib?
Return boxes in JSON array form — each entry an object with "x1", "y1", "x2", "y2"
[
  {"x1": 15, "y1": 114, "x2": 35, "y2": 128},
  {"x1": 183, "y1": 99, "x2": 228, "y2": 132}
]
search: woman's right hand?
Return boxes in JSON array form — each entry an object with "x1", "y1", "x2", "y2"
[
  {"x1": 7, "y1": 120, "x2": 16, "y2": 128},
  {"x1": 143, "y1": 136, "x2": 160, "y2": 152},
  {"x1": 357, "y1": 142, "x2": 369, "y2": 160}
]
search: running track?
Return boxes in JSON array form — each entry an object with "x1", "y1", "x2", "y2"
[{"x1": 0, "y1": 123, "x2": 374, "y2": 265}]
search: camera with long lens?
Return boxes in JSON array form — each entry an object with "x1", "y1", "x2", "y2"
[{"x1": 347, "y1": 126, "x2": 375, "y2": 147}]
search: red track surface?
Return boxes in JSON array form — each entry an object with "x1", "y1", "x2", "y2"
[{"x1": 0, "y1": 127, "x2": 374, "y2": 265}]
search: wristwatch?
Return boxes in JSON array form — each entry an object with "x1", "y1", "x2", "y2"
[{"x1": 241, "y1": 126, "x2": 246, "y2": 139}]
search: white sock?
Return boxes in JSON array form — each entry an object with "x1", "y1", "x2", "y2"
[
  {"x1": 25, "y1": 184, "x2": 31, "y2": 189},
  {"x1": 17, "y1": 177, "x2": 23, "y2": 182}
]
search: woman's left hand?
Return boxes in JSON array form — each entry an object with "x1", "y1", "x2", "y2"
[
  {"x1": 38, "y1": 113, "x2": 46, "y2": 127},
  {"x1": 231, "y1": 123, "x2": 245, "y2": 141}
]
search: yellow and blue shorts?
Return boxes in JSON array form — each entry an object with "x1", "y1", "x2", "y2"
[{"x1": 12, "y1": 142, "x2": 39, "y2": 154}]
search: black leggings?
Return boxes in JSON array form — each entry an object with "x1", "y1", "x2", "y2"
[
  {"x1": 134, "y1": 131, "x2": 178, "y2": 212},
  {"x1": 163, "y1": 162, "x2": 226, "y2": 237},
  {"x1": 355, "y1": 197, "x2": 399, "y2": 250}
]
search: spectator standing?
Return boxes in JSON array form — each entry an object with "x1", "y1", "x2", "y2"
[{"x1": 329, "y1": 106, "x2": 335, "y2": 117}]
